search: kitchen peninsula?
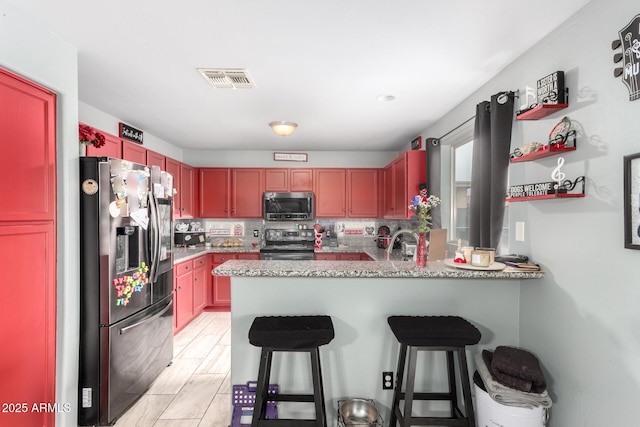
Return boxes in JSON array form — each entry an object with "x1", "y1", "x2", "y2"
[{"x1": 212, "y1": 257, "x2": 542, "y2": 423}]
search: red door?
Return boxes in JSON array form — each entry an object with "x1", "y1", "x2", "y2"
[
  {"x1": 290, "y1": 168, "x2": 313, "y2": 192},
  {"x1": 166, "y1": 157, "x2": 182, "y2": 217},
  {"x1": 314, "y1": 169, "x2": 346, "y2": 217},
  {"x1": 347, "y1": 169, "x2": 378, "y2": 218},
  {"x1": 199, "y1": 168, "x2": 230, "y2": 217},
  {"x1": 122, "y1": 140, "x2": 147, "y2": 164},
  {"x1": 0, "y1": 68, "x2": 57, "y2": 427},
  {"x1": 231, "y1": 169, "x2": 264, "y2": 217},
  {"x1": 85, "y1": 127, "x2": 122, "y2": 158}
]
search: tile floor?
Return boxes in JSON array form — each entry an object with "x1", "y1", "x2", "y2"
[{"x1": 115, "y1": 311, "x2": 232, "y2": 427}]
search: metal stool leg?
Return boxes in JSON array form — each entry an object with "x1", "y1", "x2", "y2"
[
  {"x1": 447, "y1": 350, "x2": 459, "y2": 417},
  {"x1": 457, "y1": 348, "x2": 475, "y2": 427},
  {"x1": 310, "y1": 348, "x2": 328, "y2": 427},
  {"x1": 252, "y1": 348, "x2": 273, "y2": 427},
  {"x1": 402, "y1": 346, "x2": 419, "y2": 427},
  {"x1": 388, "y1": 343, "x2": 407, "y2": 427}
]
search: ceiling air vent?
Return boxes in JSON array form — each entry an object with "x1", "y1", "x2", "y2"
[{"x1": 197, "y1": 68, "x2": 255, "y2": 89}]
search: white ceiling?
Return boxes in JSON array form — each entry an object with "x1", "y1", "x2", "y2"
[{"x1": 7, "y1": 0, "x2": 591, "y2": 152}]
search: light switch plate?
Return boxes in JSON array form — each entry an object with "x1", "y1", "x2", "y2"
[{"x1": 515, "y1": 222, "x2": 525, "y2": 242}]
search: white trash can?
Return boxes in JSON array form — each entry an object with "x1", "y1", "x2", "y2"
[{"x1": 474, "y1": 383, "x2": 548, "y2": 427}]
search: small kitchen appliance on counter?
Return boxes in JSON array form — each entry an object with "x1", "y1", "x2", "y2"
[
  {"x1": 260, "y1": 228, "x2": 315, "y2": 260},
  {"x1": 376, "y1": 225, "x2": 391, "y2": 249}
]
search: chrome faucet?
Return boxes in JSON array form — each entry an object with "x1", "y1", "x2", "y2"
[{"x1": 385, "y1": 229, "x2": 420, "y2": 261}]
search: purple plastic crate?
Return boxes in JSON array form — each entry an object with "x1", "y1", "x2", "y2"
[{"x1": 231, "y1": 381, "x2": 279, "y2": 427}]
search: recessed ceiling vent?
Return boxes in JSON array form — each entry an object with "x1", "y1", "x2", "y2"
[{"x1": 197, "y1": 68, "x2": 255, "y2": 89}]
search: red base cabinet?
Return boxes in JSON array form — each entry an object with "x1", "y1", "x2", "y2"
[
  {"x1": 0, "y1": 67, "x2": 57, "y2": 427},
  {"x1": 210, "y1": 253, "x2": 259, "y2": 309}
]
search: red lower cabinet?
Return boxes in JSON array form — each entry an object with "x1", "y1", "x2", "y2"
[
  {"x1": 210, "y1": 253, "x2": 259, "y2": 309},
  {"x1": 174, "y1": 261, "x2": 194, "y2": 333},
  {"x1": 0, "y1": 223, "x2": 56, "y2": 427}
]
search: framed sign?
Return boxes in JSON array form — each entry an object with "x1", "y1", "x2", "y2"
[
  {"x1": 623, "y1": 152, "x2": 640, "y2": 249},
  {"x1": 119, "y1": 122, "x2": 144, "y2": 144},
  {"x1": 273, "y1": 152, "x2": 308, "y2": 162},
  {"x1": 411, "y1": 136, "x2": 422, "y2": 150}
]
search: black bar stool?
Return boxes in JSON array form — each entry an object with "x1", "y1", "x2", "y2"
[
  {"x1": 387, "y1": 316, "x2": 481, "y2": 427},
  {"x1": 248, "y1": 315, "x2": 335, "y2": 427}
]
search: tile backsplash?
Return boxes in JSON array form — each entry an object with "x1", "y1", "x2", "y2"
[{"x1": 175, "y1": 217, "x2": 417, "y2": 247}]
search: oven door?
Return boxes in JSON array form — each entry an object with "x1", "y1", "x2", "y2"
[{"x1": 260, "y1": 249, "x2": 315, "y2": 261}]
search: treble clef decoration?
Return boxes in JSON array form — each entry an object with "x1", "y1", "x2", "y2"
[{"x1": 551, "y1": 157, "x2": 566, "y2": 191}]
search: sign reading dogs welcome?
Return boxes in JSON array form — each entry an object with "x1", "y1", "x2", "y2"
[{"x1": 509, "y1": 181, "x2": 567, "y2": 199}]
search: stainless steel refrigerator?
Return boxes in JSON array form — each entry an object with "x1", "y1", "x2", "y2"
[{"x1": 78, "y1": 157, "x2": 174, "y2": 426}]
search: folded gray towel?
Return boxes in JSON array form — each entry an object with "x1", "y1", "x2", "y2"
[{"x1": 474, "y1": 353, "x2": 553, "y2": 409}]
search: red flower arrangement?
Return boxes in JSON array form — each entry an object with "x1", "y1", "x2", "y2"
[{"x1": 79, "y1": 124, "x2": 106, "y2": 148}]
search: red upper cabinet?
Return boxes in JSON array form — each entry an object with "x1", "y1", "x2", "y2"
[
  {"x1": 85, "y1": 129, "x2": 122, "y2": 159},
  {"x1": 290, "y1": 168, "x2": 313, "y2": 192},
  {"x1": 180, "y1": 164, "x2": 195, "y2": 218},
  {"x1": 385, "y1": 151, "x2": 426, "y2": 219},
  {"x1": 264, "y1": 169, "x2": 289, "y2": 192},
  {"x1": 264, "y1": 168, "x2": 313, "y2": 192},
  {"x1": 0, "y1": 72, "x2": 57, "y2": 223},
  {"x1": 146, "y1": 150, "x2": 166, "y2": 170},
  {"x1": 122, "y1": 140, "x2": 147, "y2": 164},
  {"x1": 199, "y1": 168, "x2": 231, "y2": 217},
  {"x1": 165, "y1": 157, "x2": 181, "y2": 217},
  {"x1": 314, "y1": 169, "x2": 346, "y2": 217},
  {"x1": 231, "y1": 169, "x2": 264, "y2": 217},
  {"x1": 347, "y1": 169, "x2": 379, "y2": 218}
]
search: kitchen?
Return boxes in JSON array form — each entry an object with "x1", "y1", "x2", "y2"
[{"x1": 1, "y1": 0, "x2": 640, "y2": 426}]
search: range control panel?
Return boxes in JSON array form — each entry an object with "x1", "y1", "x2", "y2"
[{"x1": 265, "y1": 229, "x2": 315, "y2": 243}]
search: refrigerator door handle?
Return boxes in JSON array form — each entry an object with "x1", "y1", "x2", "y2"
[
  {"x1": 119, "y1": 299, "x2": 173, "y2": 335},
  {"x1": 147, "y1": 192, "x2": 160, "y2": 282}
]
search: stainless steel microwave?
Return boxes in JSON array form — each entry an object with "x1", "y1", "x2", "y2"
[{"x1": 263, "y1": 192, "x2": 314, "y2": 221}]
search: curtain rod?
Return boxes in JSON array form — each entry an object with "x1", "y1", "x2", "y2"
[
  {"x1": 432, "y1": 90, "x2": 518, "y2": 143},
  {"x1": 436, "y1": 115, "x2": 475, "y2": 141}
]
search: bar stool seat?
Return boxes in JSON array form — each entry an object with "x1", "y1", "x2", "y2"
[
  {"x1": 249, "y1": 315, "x2": 334, "y2": 427},
  {"x1": 387, "y1": 316, "x2": 481, "y2": 427}
]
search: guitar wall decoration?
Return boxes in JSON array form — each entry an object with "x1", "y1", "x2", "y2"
[{"x1": 612, "y1": 14, "x2": 640, "y2": 101}]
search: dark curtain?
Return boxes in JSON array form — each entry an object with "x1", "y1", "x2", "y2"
[
  {"x1": 469, "y1": 92, "x2": 514, "y2": 250},
  {"x1": 425, "y1": 137, "x2": 441, "y2": 229}
]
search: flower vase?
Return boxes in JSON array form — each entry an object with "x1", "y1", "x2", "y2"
[{"x1": 416, "y1": 232, "x2": 428, "y2": 267}]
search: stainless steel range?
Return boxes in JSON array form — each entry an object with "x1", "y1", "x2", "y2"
[{"x1": 260, "y1": 228, "x2": 316, "y2": 260}]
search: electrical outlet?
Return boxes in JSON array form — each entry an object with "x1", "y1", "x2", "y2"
[
  {"x1": 382, "y1": 371, "x2": 393, "y2": 390},
  {"x1": 253, "y1": 230, "x2": 259, "y2": 237}
]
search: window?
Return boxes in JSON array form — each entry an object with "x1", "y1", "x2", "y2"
[
  {"x1": 451, "y1": 139, "x2": 473, "y2": 244},
  {"x1": 450, "y1": 138, "x2": 510, "y2": 253}
]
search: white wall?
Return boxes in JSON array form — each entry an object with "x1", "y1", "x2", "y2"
[
  {"x1": 183, "y1": 149, "x2": 399, "y2": 168},
  {"x1": 421, "y1": 0, "x2": 640, "y2": 424},
  {"x1": 0, "y1": 2, "x2": 79, "y2": 426}
]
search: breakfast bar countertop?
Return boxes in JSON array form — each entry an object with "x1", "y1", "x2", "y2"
[{"x1": 211, "y1": 259, "x2": 544, "y2": 279}]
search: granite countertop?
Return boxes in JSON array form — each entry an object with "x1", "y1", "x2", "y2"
[
  {"x1": 211, "y1": 259, "x2": 544, "y2": 279},
  {"x1": 175, "y1": 245, "x2": 543, "y2": 279}
]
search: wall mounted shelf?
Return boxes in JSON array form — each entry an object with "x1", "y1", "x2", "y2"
[
  {"x1": 506, "y1": 193, "x2": 584, "y2": 202},
  {"x1": 516, "y1": 103, "x2": 569, "y2": 120},
  {"x1": 511, "y1": 144, "x2": 576, "y2": 163}
]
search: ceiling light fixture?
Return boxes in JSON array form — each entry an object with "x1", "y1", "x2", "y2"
[{"x1": 269, "y1": 121, "x2": 298, "y2": 136}]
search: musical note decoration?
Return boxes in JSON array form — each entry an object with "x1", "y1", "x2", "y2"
[
  {"x1": 612, "y1": 14, "x2": 640, "y2": 101},
  {"x1": 551, "y1": 157, "x2": 566, "y2": 190}
]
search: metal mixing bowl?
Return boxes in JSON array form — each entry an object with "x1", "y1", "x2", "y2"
[{"x1": 340, "y1": 399, "x2": 379, "y2": 426}]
